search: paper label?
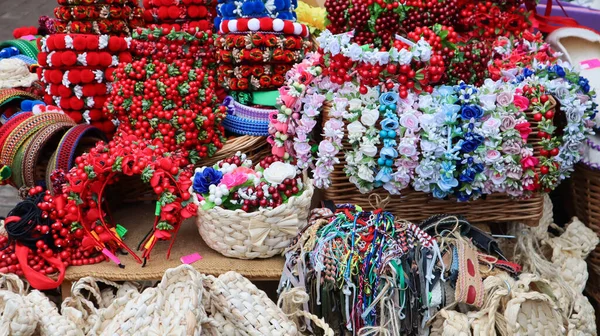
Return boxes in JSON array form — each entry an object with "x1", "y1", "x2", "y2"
[
  {"x1": 180, "y1": 252, "x2": 203, "y2": 264},
  {"x1": 580, "y1": 59, "x2": 600, "y2": 70}
]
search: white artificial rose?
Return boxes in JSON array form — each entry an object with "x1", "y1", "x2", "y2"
[
  {"x1": 360, "y1": 142, "x2": 378, "y2": 157},
  {"x1": 347, "y1": 121, "x2": 366, "y2": 134},
  {"x1": 348, "y1": 98, "x2": 363, "y2": 111},
  {"x1": 361, "y1": 109, "x2": 379, "y2": 126},
  {"x1": 263, "y1": 161, "x2": 297, "y2": 184}
]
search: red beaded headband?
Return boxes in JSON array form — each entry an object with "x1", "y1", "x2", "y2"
[{"x1": 219, "y1": 18, "x2": 309, "y2": 37}]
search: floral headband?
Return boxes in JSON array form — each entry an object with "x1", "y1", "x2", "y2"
[
  {"x1": 39, "y1": 34, "x2": 131, "y2": 52},
  {"x1": 217, "y1": 47, "x2": 305, "y2": 64},
  {"x1": 46, "y1": 82, "x2": 110, "y2": 98},
  {"x1": 39, "y1": 68, "x2": 117, "y2": 85},
  {"x1": 54, "y1": 5, "x2": 133, "y2": 21},
  {"x1": 53, "y1": 19, "x2": 130, "y2": 36},
  {"x1": 142, "y1": 5, "x2": 210, "y2": 22},
  {"x1": 143, "y1": 0, "x2": 212, "y2": 7},
  {"x1": 38, "y1": 51, "x2": 132, "y2": 68},
  {"x1": 58, "y1": 0, "x2": 131, "y2": 4},
  {"x1": 216, "y1": 32, "x2": 308, "y2": 50},
  {"x1": 221, "y1": 73, "x2": 285, "y2": 91},
  {"x1": 219, "y1": 18, "x2": 309, "y2": 37},
  {"x1": 216, "y1": 0, "x2": 297, "y2": 21},
  {"x1": 218, "y1": 63, "x2": 291, "y2": 79}
]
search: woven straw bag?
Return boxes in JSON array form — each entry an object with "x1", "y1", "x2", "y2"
[{"x1": 193, "y1": 177, "x2": 314, "y2": 259}]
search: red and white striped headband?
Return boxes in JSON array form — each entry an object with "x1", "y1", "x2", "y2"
[{"x1": 219, "y1": 18, "x2": 309, "y2": 37}]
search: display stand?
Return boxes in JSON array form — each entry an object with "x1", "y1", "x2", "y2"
[{"x1": 61, "y1": 203, "x2": 285, "y2": 300}]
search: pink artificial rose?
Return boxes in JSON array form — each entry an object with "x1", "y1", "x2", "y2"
[
  {"x1": 220, "y1": 171, "x2": 248, "y2": 189},
  {"x1": 520, "y1": 155, "x2": 539, "y2": 169},
  {"x1": 513, "y1": 95, "x2": 530, "y2": 111},
  {"x1": 523, "y1": 182, "x2": 536, "y2": 191},
  {"x1": 514, "y1": 121, "x2": 532, "y2": 141},
  {"x1": 271, "y1": 144, "x2": 287, "y2": 158}
]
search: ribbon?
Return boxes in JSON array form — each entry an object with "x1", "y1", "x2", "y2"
[
  {"x1": 15, "y1": 243, "x2": 66, "y2": 290},
  {"x1": 248, "y1": 213, "x2": 299, "y2": 246},
  {"x1": 525, "y1": 0, "x2": 580, "y2": 33}
]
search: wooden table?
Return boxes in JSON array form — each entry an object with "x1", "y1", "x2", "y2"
[{"x1": 61, "y1": 203, "x2": 285, "y2": 299}]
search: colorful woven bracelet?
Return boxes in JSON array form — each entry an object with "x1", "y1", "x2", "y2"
[
  {"x1": 44, "y1": 94, "x2": 108, "y2": 110},
  {"x1": 58, "y1": 0, "x2": 131, "y2": 5},
  {"x1": 53, "y1": 20, "x2": 131, "y2": 36},
  {"x1": 0, "y1": 40, "x2": 38, "y2": 59},
  {"x1": 38, "y1": 51, "x2": 132, "y2": 68},
  {"x1": 218, "y1": 63, "x2": 292, "y2": 78},
  {"x1": 39, "y1": 34, "x2": 131, "y2": 52},
  {"x1": 54, "y1": 5, "x2": 133, "y2": 21},
  {"x1": 218, "y1": 18, "x2": 309, "y2": 37},
  {"x1": 222, "y1": 96, "x2": 273, "y2": 135},
  {"x1": 142, "y1": 5, "x2": 210, "y2": 21},
  {"x1": 216, "y1": 0, "x2": 296, "y2": 21},
  {"x1": 19, "y1": 121, "x2": 75, "y2": 188},
  {"x1": 46, "y1": 83, "x2": 110, "y2": 98},
  {"x1": 217, "y1": 47, "x2": 306, "y2": 64},
  {"x1": 221, "y1": 73, "x2": 285, "y2": 90},
  {"x1": 0, "y1": 112, "x2": 34, "y2": 154},
  {"x1": 229, "y1": 90, "x2": 279, "y2": 106},
  {"x1": 1, "y1": 112, "x2": 73, "y2": 167},
  {"x1": 217, "y1": 32, "x2": 309, "y2": 50},
  {"x1": 40, "y1": 68, "x2": 117, "y2": 85},
  {"x1": 54, "y1": 124, "x2": 107, "y2": 173}
]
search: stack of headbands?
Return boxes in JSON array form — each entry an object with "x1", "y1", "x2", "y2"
[
  {"x1": 37, "y1": 34, "x2": 133, "y2": 135},
  {"x1": 142, "y1": 0, "x2": 215, "y2": 31},
  {"x1": 215, "y1": 1, "x2": 310, "y2": 136},
  {"x1": 52, "y1": 0, "x2": 144, "y2": 36}
]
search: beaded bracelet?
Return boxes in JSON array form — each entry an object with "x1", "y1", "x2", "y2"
[
  {"x1": 46, "y1": 83, "x2": 110, "y2": 98},
  {"x1": 142, "y1": 5, "x2": 210, "y2": 22},
  {"x1": 54, "y1": 5, "x2": 133, "y2": 21},
  {"x1": 221, "y1": 73, "x2": 285, "y2": 90},
  {"x1": 217, "y1": 32, "x2": 309, "y2": 50},
  {"x1": 218, "y1": 18, "x2": 309, "y2": 37},
  {"x1": 216, "y1": 0, "x2": 296, "y2": 21},
  {"x1": 44, "y1": 94, "x2": 108, "y2": 110},
  {"x1": 217, "y1": 47, "x2": 306, "y2": 64},
  {"x1": 39, "y1": 34, "x2": 131, "y2": 52},
  {"x1": 40, "y1": 68, "x2": 117, "y2": 85},
  {"x1": 53, "y1": 19, "x2": 131, "y2": 36},
  {"x1": 38, "y1": 51, "x2": 131, "y2": 68}
]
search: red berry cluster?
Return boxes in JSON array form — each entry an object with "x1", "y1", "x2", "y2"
[
  {"x1": 447, "y1": 40, "x2": 492, "y2": 86},
  {"x1": 401, "y1": 0, "x2": 459, "y2": 33},
  {"x1": 105, "y1": 27, "x2": 225, "y2": 156},
  {"x1": 457, "y1": 1, "x2": 529, "y2": 40},
  {"x1": 407, "y1": 25, "x2": 457, "y2": 82}
]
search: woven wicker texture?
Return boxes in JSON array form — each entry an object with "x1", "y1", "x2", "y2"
[
  {"x1": 64, "y1": 202, "x2": 284, "y2": 281},
  {"x1": 572, "y1": 163, "x2": 600, "y2": 275},
  {"x1": 194, "y1": 177, "x2": 314, "y2": 259},
  {"x1": 321, "y1": 104, "x2": 545, "y2": 226}
]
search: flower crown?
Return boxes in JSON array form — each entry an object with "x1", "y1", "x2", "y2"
[{"x1": 54, "y1": 5, "x2": 134, "y2": 21}]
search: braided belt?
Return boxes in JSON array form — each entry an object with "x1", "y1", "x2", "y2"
[{"x1": 0, "y1": 113, "x2": 74, "y2": 168}]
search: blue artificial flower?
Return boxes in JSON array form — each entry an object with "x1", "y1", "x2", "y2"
[
  {"x1": 473, "y1": 162, "x2": 484, "y2": 173},
  {"x1": 375, "y1": 167, "x2": 393, "y2": 183},
  {"x1": 461, "y1": 140, "x2": 478, "y2": 153},
  {"x1": 459, "y1": 167, "x2": 476, "y2": 183},
  {"x1": 193, "y1": 168, "x2": 223, "y2": 194},
  {"x1": 436, "y1": 85, "x2": 455, "y2": 97},
  {"x1": 523, "y1": 68, "x2": 534, "y2": 78},
  {"x1": 274, "y1": 0, "x2": 290, "y2": 10},
  {"x1": 441, "y1": 104, "x2": 461, "y2": 124},
  {"x1": 550, "y1": 64, "x2": 566, "y2": 78},
  {"x1": 460, "y1": 105, "x2": 484, "y2": 120},
  {"x1": 456, "y1": 190, "x2": 472, "y2": 202},
  {"x1": 380, "y1": 147, "x2": 398, "y2": 161},
  {"x1": 379, "y1": 92, "x2": 399, "y2": 106},
  {"x1": 515, "y1": 74, "x2": 524, "y2": 83},
  {"x1": 278, "y1": 12, "x2": 293, "y2": 20},
  {"x1": 437, "y1": 176, "x2": 459, "y2": 192},
  {"x1": 381, "y1": 117, "x2": 399, "y2": 131},
  {"x1": 583, "y1": 83, "x2": 591, "y2": 94},
  {"x1": 432, "y1": 187, "x2": 448, "y2": 199}
]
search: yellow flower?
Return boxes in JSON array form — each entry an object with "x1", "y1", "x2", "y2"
[{"x1": 296, "y1": 1, "x2": 327, "y2": 32}]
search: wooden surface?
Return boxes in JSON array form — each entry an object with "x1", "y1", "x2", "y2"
[{"x1": 64, "y1": 202, "x2": 285, "y2": 282}]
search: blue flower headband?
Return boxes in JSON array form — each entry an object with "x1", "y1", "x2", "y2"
[{"x1": 216, "y1": 0, "x2": 297, "y2": 22}]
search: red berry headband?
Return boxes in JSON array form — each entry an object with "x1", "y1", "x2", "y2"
[
  {"x1": 46, "y1": 83, "x2": 109, "y2": 98},
  {"x1": 143, "y1": 5, "x2": 210, "y2": 22},
  {"x1": 219, "y1": 18, "x2": 309, "y2": 37},
  {"x1": 143, "y1": 0, "x2": 210, "y2": 7},
  {"x1": 38, "y1": 51, "x2": 132, "y2": 68},
  {"x1": 39, "y1": 34, "x2": 131, "y2": 53}
]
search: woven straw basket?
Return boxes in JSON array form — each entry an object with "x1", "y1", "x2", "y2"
[
  {"x1": 320, "y1": 99, "x2": 554, "y2": 225},
  {"x1": 193, "y1": 176, "x2": 314, "y2": 259},
  {"x1": 571, "y1": 163, "x2": 600, "y2": 274}
]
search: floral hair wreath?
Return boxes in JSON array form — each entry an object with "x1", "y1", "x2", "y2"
[
  {"x1": 221, "y1": 73, "x2": 286, "y2": 90},
  {"x1": 216, "y1": 0, "x2": 297, "y2": 21},
  {"x1": 217, "y1": 33, "x2": 309, "y2": 50},
  {"x1": 58, "y1": 0, "x2": 132, "y2": 4},
  {"x1": 39, "y1": 34, "x2": 131, "y2": 52},
  {"x1": 143, "y1": 0, "x2": 211, "y2": 7},
  {"x1": 46, "y1": 82, "x2": 110, "y2": 98},
  {"x1": 54, "y1": 5, "x2": 134, "y2": 21},
  {"x1": 217, "y1": 47, "x2": 306, "y2": 64},
  {"x1": 219, "y1": 18, "x2": 309, "y2": 37},
  {"x1": 38, "y1": 51, "x2": 132, "y2": 68},
  {"x1": 54, "y1": 135, "x2": 195, "y2": 264},
  {"x1": 39, "y1": 68, "x2": 117, "y2": 85},
  {"x1": 53, "y1": 19, "x2": 131, "y2": 36},
  {"x1": 143, "y1": 5, "x2": 210, "y2": 22},
  {"x1": 217, "y1": 63, "x2": 291, "y2": 79}
]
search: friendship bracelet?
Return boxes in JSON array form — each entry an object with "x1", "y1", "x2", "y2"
[
  {"x1": 221, "y1": 73, "x2": 285, "y2": 90},
  {"x1": 53, "y1": 19, "x2": 131, "y2": 36},
  {"x1": 40, "y1": 68, "x2": 117, "y2": 85},
  {"x1": 20, "y1": 121, "x2": 75, "y2": 188},
  {"x1": 39, "y1": 34, "x2": 131, "y2": 52},
  {"x1": 219, "y1": 18, "x2": 309, "y2": 37},
  {"x1": 44, "y1": 94, "x2": 108, "y2": 110},
  {"x1": 45, "y1": 82, "x2": 110, "y2": 98},
  {"x1": 217, "y1": 47, "x2": 306, "y2": 64},
  {"x1": 217, "y1": 32, "x2": 309, "y2": 50},
  {"x1": 229, "y1": 90, "x2": 279, "y2": 106},
  {"x1": 54, "y1": 5, "x2": 134, "y2": 21},
  {"x1": 216, "y1": 0, "x2": 296, "y2": 21},
  {"x1": 142, "y1": 5, "x2": 210, "y2": 22},
  {"x1": 38, "y1": 51, "x2": 132, "y2": 68}
]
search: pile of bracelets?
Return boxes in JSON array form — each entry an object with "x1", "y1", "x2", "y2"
[
  {"x1": 215, "y1": 0, "x2": 311, "y2": 136},
  {"x1": 141, "y1": 0, "x2": 216, "y2": 31},
  {"x1": 37, "y1": 34, "x2": 132, "y2": 136},
  {"x1": 52, "y1": 0, "x2": 143, "y2": 36}
]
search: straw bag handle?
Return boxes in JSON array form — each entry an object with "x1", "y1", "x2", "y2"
[{"x1": 62, "y1": 275, "x2": 123, "y2": 317}]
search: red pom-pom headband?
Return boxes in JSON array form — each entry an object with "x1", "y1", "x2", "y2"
[
  {"x1": 39, "y1": 34, "x2": 131, "y2": 52},
  {"x1": 39, "y1": 68, "x2": 117, "y2": 85},
  {"x1": 38, "y1": 51, "x2": 132, "y2": 68},
  {"x1": 143, "y1": 5, "x2": 210, "y2": 22},
  {"x1": 46, "y1": 83, "x2": 110, "y2": 98},
  {"x1": 53, "y1": 20, "x2": 130, "y2": 36},
  {"x1": 219, "y1": 18, "x2": 309, "y2": 37}
]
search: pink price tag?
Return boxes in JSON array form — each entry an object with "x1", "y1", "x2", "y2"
[
  {"x1": 180, "y1": 252, "x2": 203, "y2": 264},
  {"x1": 580, "y1": 59, "x2": 600, "y2": 70}
]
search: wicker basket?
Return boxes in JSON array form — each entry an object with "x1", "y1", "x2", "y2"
[
  {"x1": 116, "y1": 135, "x2": 272, "y2": 203},
  {"x1": 193, "y1": 176, "x2": 314, "y2": 259},
  {"x1": 572, "y1": 163, "x2": 600, "y2": 274},
  {"x1": 318, "y1": 98, "x2": 557, "y2": 226}
]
